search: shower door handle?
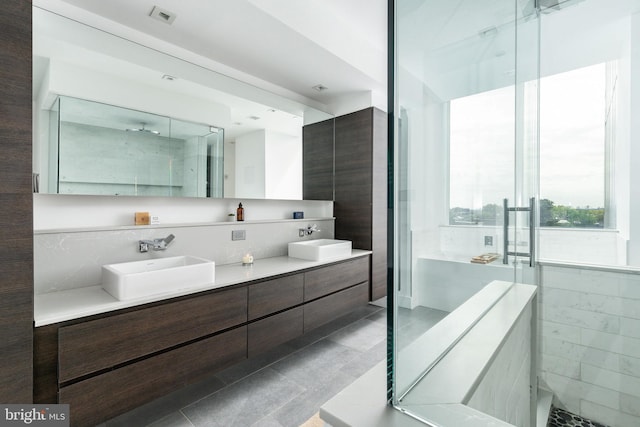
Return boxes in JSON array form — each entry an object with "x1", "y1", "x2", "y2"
[{"x1": 503, "y1": 198, "x2": 535, "y2": 267}]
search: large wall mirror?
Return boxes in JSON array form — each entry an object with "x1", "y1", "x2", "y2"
[{"x1": 32, "y1": 6, "x2": 333, "y2": 200}]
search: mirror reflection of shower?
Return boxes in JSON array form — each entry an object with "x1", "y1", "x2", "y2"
[
  {"x1": 50, "y1": 95, "x2": 224, "y2": 198},
  {"x1": 126, "y1": 123, "x2": 160, "y2": 135}
]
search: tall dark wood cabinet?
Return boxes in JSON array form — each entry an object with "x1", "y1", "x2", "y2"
[
  {"x1": 303, "y1": 107, "x2": 387, "y2": 300},
  {"x1": 334, "y1": 107, "x2": 387, "y2": 301},
  {"x1": 303, "y1": 117, "x2": 334, "y2": 200},
  {"x1": 0, "y1": 0, "x2": 34, "y2": 403}
]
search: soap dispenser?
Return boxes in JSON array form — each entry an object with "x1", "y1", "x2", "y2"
[{"x1": 236, "y1": 203, "x2": 244, "y2": 221}]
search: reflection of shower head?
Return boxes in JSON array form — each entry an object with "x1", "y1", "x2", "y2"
[{"x1": 126, "y1": 123, "x2": 160, "y2": 135}]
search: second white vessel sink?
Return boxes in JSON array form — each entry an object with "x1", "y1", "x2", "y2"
[
  {"x1": 288, "y1": 239, "x2": 352, "y2": 261},
  {"x1": 102, "y1": 255, "x2": 215, "y2": 300}
]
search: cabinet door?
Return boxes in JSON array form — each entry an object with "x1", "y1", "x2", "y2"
[
  {"x1": 304, "y1": 257, "x2": 369, "y2": 302},
  {"x1": 303, "y1": 118, "x2": 334, "y2": 200},
  {"x1": 58, "y1": 286, "x2": 247, "y2": 382},
  {"x1": 248, "y1": 274, "x2": 303, "y2": 320},
  {"x1": 59, "y1": 327, "x2": 247, "y2": 427},
  {"x1": 334, "y1": 108, "x2": 374, "y2": 250},
  {"x1": 248, "y1": 307, "x2": 303, "y2": 357}
]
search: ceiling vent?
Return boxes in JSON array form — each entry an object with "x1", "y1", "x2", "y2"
[{"x1": 149, "y1": 6, "x2": 177, "y2": 25}]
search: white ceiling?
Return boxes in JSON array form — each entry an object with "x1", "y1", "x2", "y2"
[{"x1": 37, "y1": 0, "x2": 387, "y2": 109}]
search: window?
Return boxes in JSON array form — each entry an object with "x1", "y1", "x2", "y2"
[
  {"x1": 449, "y1": 63, "x2": 607, "y2": 229},
  {"x1": 539, "y1": 63, "x2": 606, "y2": 228}
]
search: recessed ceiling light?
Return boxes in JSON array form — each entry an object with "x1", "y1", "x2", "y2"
[
  {"x1": 233, "y1": 122, "x2": 243, "y2": 126},
  {"x1": 312, "y1": 84, "x2": 328, "y2": 92},
  {"x1": 267, "y1": 109, "x2": 277, "y2": 113},
  {"x1": 247, "y1": 115, "x2": 261, "y2": 121},
  {"x1": 149, "y1": 6, "x2": 177, "y2": 24},
  {"x1": 161, "y1": 74, "x2": 176, "y2": 81}
]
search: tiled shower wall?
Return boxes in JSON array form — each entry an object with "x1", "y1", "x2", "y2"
[{"x1": 539, "y1": 264, "x2": 640, "y2": 427}]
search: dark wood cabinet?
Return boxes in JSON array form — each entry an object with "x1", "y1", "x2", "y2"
[
  {"x1": 248, "y1": 307, "x2": 303, "y2": 357},
  {"x1": 34, "y1": 255, "x2": 371, "y2": 426},
  {"x1": 303, "y1": 107, "x2": 387, "y2": 301},
  {"x1": 334, "y1": 108, "x2": 387, "y2": 301},
  {"x1": 248, "y1": 274, "x2": 303, "y2": 320},
  {"x1": 304, "y1": 257, "x2": 369, "y2": 301},
  {"x1": 58, "y1": 287, "x2": 247, "y2": 383},
  {"x1": 0, "y1": 0, "x2": 33, "y2": 403},
  {"x1": 303, "y1": 118, "x2": 334, "y2": 200},
  {"x1": 60, "y1": 327, "x2": 247, "y2": 427},
  {"x1": 304, "y1": 282, "x2": 370, "y2": 332}
]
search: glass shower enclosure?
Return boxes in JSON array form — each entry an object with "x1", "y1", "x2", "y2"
[{"x1": 390, "y1": 0, "x2": 541, "y2": 425}]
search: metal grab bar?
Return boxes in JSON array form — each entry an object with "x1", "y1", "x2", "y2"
[{"x1": 503, "y1": 198, "x2": 535, "y2": 267}]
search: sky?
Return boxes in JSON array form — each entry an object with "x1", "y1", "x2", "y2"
[{"x1": 449, "y1": 63, "x2": 606, "y2": 209}]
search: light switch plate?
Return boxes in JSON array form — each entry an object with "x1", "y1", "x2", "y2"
[{"x1": 232, "y1": 230, "x2": 246, "y2": 241}]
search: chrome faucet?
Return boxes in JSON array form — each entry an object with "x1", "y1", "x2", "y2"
[
  {"x1": 299, "y1": 224, "x2": 321, "y2": 237},
  {"x1": 138, "y1": 234, "x2": 175, "y2": 252}
]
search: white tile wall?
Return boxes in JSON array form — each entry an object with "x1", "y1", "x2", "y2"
[
  {"x1": 467, "y1": 304, "x2": 532, "y2": 427},
  {"x1": 539, "y1": 265, "x2": 640, "y2": 427}
]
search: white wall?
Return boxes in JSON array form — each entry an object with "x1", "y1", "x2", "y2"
[
  {"x1": 538, "y1": 264, "x2": 640, "y2": 427},
  {"x1": 235, "y1": 130, "x2": 266, "y2": 199},
  {"x1": 33, "y1": 194, "x2": 333, "y2": 230},
  {"x1": 234, "y1": 129, "x2": 303, "y2": 200},
  {"x1": 627, "y1": 12, "x2": 640, "y2": 264},
  {"x1": 43, "y1": 59, "x2": 231, "y2": 130},
  {"x1": 264, "y1": 130, "x2": 302, "y2": 200},
  {"x1": 34, "y1": 218, "x2": 336, "y2": 294},
  {"x1": 223, "y1": 141, "x2": 237, "y2": 197}
]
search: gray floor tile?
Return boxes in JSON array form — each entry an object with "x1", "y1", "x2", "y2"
[
  {"x1": 270, "y1": 339, "x2": 361, "y2": 390},
  {"x1": 271, "y1": 370, "x2": 356, "y2": 427},
  {"x1": 250, "y1": 415, "x2": 285, "y2": 427},
  {"x1": 339, "y1": 339, "x2": 387, "y2": 378},
  {"x1": 365, "y1": 308, "x2": 387, "y2": 324},
  {"x1": 328, "y1": 318, "x2": 386, "y2": 352},
  {"x1": 147, "y1": 411, "x2": 194, "y2": 427},
  {"x1": 181, "y1": 368, "x2": 304, "y2": 427}
]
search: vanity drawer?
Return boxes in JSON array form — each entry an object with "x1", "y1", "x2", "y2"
[
  {"x1": 248, "y1": 274, "x2": 304, "y2": 320},
  {"x1": 304, "y1": 281, "x2": 369, "y2": 332},
  {"x1": 248, "y1": 306, "x2": 303, "y2": 357},
  {"x1": 59, "y1": 326, "x2": 247, "y2": 427},
  {"x1": 58, "y1": 286, "x2": 247, "y2": 383},
  {"x1": 304, "y1": 256, "x2": 369, "y2": 301}
]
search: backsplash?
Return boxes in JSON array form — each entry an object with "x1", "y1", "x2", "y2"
[{"x1": 34, "y1": 219, "x2": 335, "y2": 294}]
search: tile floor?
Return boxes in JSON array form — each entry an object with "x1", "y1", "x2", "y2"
[
  {"x1": 547, "y1": 406, "x2": 609, "y2": 427},
  {"x1": 99, "y1": 303, "x2": 447, "y2": 427}
]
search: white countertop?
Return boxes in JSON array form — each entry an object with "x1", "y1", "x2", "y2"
[{"x1": 34, "y1": 250, "x2": 371, "y2": 327}]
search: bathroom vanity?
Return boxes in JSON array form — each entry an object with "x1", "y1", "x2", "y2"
[{"x1": 33, "y1": 253, "x2": 370, "y2": 427}]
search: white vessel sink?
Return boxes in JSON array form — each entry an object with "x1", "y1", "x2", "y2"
[
  {"x1": 288, "y1": 239, "x2": 352, "y2": 261},
  {"x1": 102, "y1": 256, "x2": 215, "y2": 300}
]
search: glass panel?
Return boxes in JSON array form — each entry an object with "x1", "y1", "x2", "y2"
[
  {"x1": 392, "y1": 0, "x2": 539, "y2": 423},
  {"x1": 53, "y1": 96, "x2": 224, "y2": 198}
]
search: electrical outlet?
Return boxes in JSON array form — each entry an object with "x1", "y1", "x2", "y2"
[
  {"x1": 231, "y1": 230, "x2": 246, "y2": 241},
  {"x1": 484, "y1": 235, "x2": 493, "y2": 246}
]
